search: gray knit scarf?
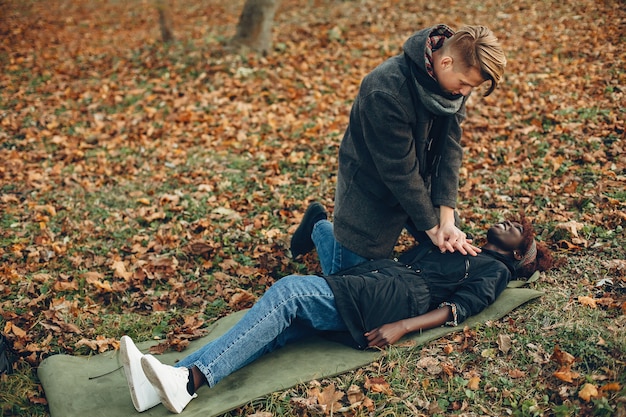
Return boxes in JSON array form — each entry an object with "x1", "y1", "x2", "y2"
[
  {"x1": 410, "y1": 25, "x2": 464, "y2": 116},
  {"x1": 413, "y1": 80, "x2": 463, "y2": 116}
]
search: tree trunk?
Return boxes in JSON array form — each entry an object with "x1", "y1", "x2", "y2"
[
  {"x1": 231, "y1": 0, "x2": 280, "y2": 54},
  {"x1": 156, "y1": 0, "x2": 174, "y2": 43}
]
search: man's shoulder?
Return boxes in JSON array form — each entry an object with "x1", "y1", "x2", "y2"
[{"x1": 361, "y1": 55, "x2": 409, "y2": 95}]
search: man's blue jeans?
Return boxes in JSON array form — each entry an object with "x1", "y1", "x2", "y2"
[
  {"x1": 311, "y1": 220, "x2": 368, "y2": 275},
  {"x1": 174, "y1": 275, "x2": 348, "y2": 387}
]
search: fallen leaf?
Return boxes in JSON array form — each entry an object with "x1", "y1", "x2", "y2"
[
  {"x1": 578, "y1": 383, "x2": 599, "y2": 402},
  {"x1": 578, "y1": 296, "x2": 597, "y2": 308},
  {"x1": 364, "y1": 376, "x2": 393, "y2": 395},
  {"x1": 497, "y1": 333, "x2": 512, "y2": 354},
  {"x1": 228, "y1": 289, "x2": 256, "y2": 309},
  {"x1": 137, "y1": 198, "x2": 151, "y2": 205},
  {"x1": 599, "y1": 382, "x2": 621, "y2": 392},
  {"x1": 111, "y1": 260, "x2": 133, "y2": 280},
  {"x1": 416, "y1": 356, "x2": 442, "y2": 375},
  {"x1": 553, "y1": 366, "x2": 580, "y2": 383},
  {"x1": 317, "y1": 384, "x2": 344, "y2": 414},
  {"x1": 467, "y1": 376, "x2": 481, "y2": 390},
  {"x1": 481, "y1": 348, "x2": 497, "y2": 358},
  {"x1": 551, "y1": 346, "x2": 576, "y2": 366},
  {"x1": 554, "y1": 220, "x2": 584, "y2": 237},
  {"x1": 346, "y1": 384, "x2": 364, "y2": 404},
  {"x1": 186, "y1": 240, "x2": 214, "y2": 256},
  {"x1": 8, "y1": 322, "x2": 27, "y2": 338}
]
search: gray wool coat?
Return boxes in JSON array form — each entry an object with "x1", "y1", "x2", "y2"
[{"x1": 333, "y1": 26, "x2": 469, "y2": 259}]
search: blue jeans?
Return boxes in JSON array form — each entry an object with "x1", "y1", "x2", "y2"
[
  {"x1": 174, "y1": 275, "x2": 348, "y2": 387},
  {"x1": 311, "y1": 220, "x2": 368, "y2": 275}
]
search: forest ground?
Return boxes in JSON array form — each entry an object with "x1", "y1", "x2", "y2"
[{"x1": 1, "y1": 0, "x2": 625, "y2": 416}]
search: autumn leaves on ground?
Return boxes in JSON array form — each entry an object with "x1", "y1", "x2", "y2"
[{"x1": 1, "y1": 0, "x2": 624, "y2": 416}]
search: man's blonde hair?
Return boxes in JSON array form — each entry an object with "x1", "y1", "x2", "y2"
[{"x1": 442, "y1": 25, "x2": 506, "y2": 96}]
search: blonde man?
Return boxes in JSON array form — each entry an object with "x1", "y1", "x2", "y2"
[{"x1": 291, "y1": 25, "x2": 507, "y2": 274}]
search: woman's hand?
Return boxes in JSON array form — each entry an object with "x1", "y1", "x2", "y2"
[
  {"x1": 365, "y1": 306, "x2": 454, "y2": 349},
  {"x1": 365, "y1": 322, "x2": 407, "y2": 348}
]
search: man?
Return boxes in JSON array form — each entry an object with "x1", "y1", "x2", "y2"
[
  {"x1": 291, "y1": 25, "x2": 507, "y2": 273},
  {"x1": 120, "y1": 212, "x2": 552, "y2": 414}
]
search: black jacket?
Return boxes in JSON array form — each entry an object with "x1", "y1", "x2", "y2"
[{"x1": 323, "y1": 243, "x2": 517, "y2": 349}]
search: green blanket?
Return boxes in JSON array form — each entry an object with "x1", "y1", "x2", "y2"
[{"x1": 38, "y1": 286, "x2": 542, "y2": 417}]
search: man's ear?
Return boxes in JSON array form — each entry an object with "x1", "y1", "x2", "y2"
[{"x1": 440, "y1": 55, "x2": 454, "y2": 70}]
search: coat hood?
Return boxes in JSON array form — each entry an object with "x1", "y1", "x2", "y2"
[{"x1": 402, "y1": 24, "x2": 455, "y2": 78}]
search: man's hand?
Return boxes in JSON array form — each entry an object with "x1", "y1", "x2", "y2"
[
  {"x1": 439, "y1": 223, "x2": 481, "y2": 255},
  {"x1": 426, "y1": 224, "x2": 481, "y2": 256}
]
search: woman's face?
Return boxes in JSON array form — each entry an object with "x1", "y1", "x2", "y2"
[{"x1": 486, "y1": 220, "x2": 525, "y2": 251}]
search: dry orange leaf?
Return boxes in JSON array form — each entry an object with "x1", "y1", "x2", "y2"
[
  {"x1": 467, "y1": 376, "x2": 481, "y2": 390},
  {"x1": 317, "y1": 384, "x2": 344, "y2": 414},
  {"x1": 186, "y1": 240, "x2": 214, "y2": 256},
  {"x1": 600, "y1": 382, "x2": 622, "y2": 392},
  {"x1": 364, "y1": 376, "x2": 393, "y2": 395},
  {"x1": 228, "y1": 289, "x2": 256, "y2": 309},
  {"x1": 578, "y1": 296, "x2": 597, "y2": 308},
  {"x1": 551, "y1": 346, "x2": 576, "y2": 366},
  {"x1": 111, "y1": 260, "x2": 133, "y2": 280},
  {"x1": 346, "y1": 385, "x2": 365, "y2": 404},
  {"x1": 362, "y1": 396, "x2": 375, "y2": 411},
  {"x1": 441, "y1": 363, "x2": 456, "y2": 377},
  {"x1": 53, "y1": 280, "x2": 79, "y2": 291},
  {"x1": 553, "y1": 366, "x2": 580, "y2": 383},
  {"x1": 508, "y1": 369, "x2": 526, "y2": 379},
  {"x1": 8, "y1": 322, "x2": 27, "y2": 338},
  {"x1": 136, "y1": 198, "x2": 151, "y2": 205},
  {"x1": 578, "y1": 383, "x2": 599, "y2": 402}
]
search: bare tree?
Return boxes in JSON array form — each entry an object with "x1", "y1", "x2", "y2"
[
  {"x1": 155, "y1": 0, "x2": 174, "y2": 42},
  {"x1": 231, "y1": 0, "x2": 281, "y2": 54}
]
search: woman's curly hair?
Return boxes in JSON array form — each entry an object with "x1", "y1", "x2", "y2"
[{"x1": 513, "y1": 212, "x2": 555, "y2": 278}]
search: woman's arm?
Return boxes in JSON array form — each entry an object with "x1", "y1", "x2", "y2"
[{"x1": 364, "y1": 305, "x2": 453, "y2": 348}]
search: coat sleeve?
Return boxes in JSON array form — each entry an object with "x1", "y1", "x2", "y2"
[{"x1": 441, "y1": 261, "x2": 511, "y2": 325}]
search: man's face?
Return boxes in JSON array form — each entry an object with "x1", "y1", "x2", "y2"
[
  {"x1": 486, "y1": 220, "x2": 525, "y2": 251},
  {"x1": 433, "y1": 57, "x2": 485, "y2": 96}
]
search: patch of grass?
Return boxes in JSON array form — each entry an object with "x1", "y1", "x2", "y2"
[{"x1": 0, "y1": 363, "x2": 48, "y2": 417}]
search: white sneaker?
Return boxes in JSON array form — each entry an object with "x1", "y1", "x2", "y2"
[
  {"x1": 120, "y1": 336, "x2": 161, "y2": 412},
  {"x1": 141, "y1": 354, "x2": 197, "y2": 414}
]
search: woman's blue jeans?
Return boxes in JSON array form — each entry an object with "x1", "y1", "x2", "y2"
[
  {"x1": 311, "y1": 219, "x2": 368, "y2": 275},
  {"x1": 174, "y1": 275, "x2": 348, "y2": 387}
]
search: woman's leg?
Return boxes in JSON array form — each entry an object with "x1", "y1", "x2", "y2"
[
  {"x1": 312, "y1": 220, "x2": 368, "y2": 275},
  {"x1": 175, "y1": 274, "x2": 347, "y2": 387}
]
